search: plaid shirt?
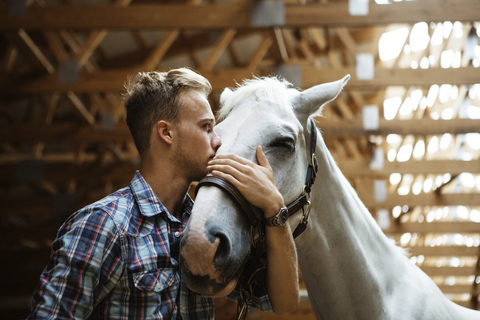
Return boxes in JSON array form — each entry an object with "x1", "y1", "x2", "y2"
[{"x1": 28, "y1": 171, "x2": 272, "y2": 319}]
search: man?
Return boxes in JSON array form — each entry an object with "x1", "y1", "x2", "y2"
[{"x1": 28, "y1": 68, "x2": 299, "y2": 319}]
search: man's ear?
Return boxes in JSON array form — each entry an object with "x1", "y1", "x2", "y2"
[{"x1": 156, "y1": 120, "x2": 174, "y2": 145}]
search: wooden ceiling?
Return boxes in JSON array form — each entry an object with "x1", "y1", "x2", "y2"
[{"x1": 1, "y1": 0, "x2": 480, "y2": 318}]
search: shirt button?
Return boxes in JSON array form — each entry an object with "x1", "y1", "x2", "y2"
[
  {"x1": 156, "y1": 282, "x2": 161, "y2": 290},
  {"x1": 174, "y1": 231, "x2": 180, "y2": 238}
]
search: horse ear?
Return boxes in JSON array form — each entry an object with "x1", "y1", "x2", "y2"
[
  {"x1": 220, "y1": 88, "x2": 234, "y2": 106},
  {"x1": 291, "y1": 75, "x2": 350, "y2": 124}
]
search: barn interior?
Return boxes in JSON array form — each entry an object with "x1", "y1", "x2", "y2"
[{"x1": 1, "y1": 0, "x2": 480, "y2": 319}]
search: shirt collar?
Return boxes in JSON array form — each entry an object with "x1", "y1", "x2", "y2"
[{"x1": 129, "y1": 171, "x2": 193, "y2": 221}]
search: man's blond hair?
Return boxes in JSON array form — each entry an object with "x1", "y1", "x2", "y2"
[{"x1": 124, "y1": 68, "x2": 212, "y2": 156}]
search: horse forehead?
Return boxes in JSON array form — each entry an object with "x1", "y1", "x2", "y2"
[
  {"x1": 217, "y1": 98, "x2": 300, "y2": 137},
  {"x1": 216, "y1": 111, "x2": 300, "y2": 156}
]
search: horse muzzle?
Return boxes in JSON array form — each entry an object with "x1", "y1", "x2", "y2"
[{"x1": 179, "y1": 186, "x2": 252, "y2": 295}]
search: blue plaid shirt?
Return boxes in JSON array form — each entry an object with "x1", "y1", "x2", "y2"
[{"x1": 28, "y1": 171, "x2": 272, "y2": 319}]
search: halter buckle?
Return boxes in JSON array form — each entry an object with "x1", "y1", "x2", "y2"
[
  {"x1": 250, "y1": 224, "x2": 263, "y2": 249},
  {"x1": 301, "y1": 185, "x2": 312, "y2": 224},
  {"x1": 311, "y1": 153, "x2": 318, "y2": 177}
]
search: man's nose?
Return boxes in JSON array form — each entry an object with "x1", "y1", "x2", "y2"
[{"x1": 212, "y1": 130, "x2": 222, "y2": 151}]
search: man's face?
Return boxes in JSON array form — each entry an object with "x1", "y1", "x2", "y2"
[{"x1": 173, "y1": 89, "x2": 222, "y2": 181}]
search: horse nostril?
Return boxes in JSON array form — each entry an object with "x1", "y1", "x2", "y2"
[{"x1": 212, "y1": 232, "x2": 231, "y2": 269}]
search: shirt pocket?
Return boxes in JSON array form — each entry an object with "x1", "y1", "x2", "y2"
[{"x1": 133, "y1": 268, "x2": 178, "y2": 292}]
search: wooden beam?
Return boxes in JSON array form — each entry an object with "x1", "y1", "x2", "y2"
[
  {"x1": 384, "y1": 222, "x2": 480, "y2": 234},
  {"x1": 3, "y1": 67, "x2": 480, "y2": 95},
  {"x1": 303, "y1": 66, "x2": 480, "y2": 89},
  {"x1": 438, "y1": 285, "x2": 480, "y2": 295},
  {"x1": 361, "y1": 193, "x2": 480, "y2": 208},
  {"x1": 317, "y1": 118, "x2": 480, "y2": 138},
  {"x1": 3, "y1": 29, "x2": 55, "y2": 73},
  {"x1": 1, "y1": 1, "x2": 478, "y2": 29},
  {"x1": 420, "y1": 266, "x2": 478, "y2": 277},
  {"x1": 0, "y1": 68, "x2": 258, "y2": 94},
  {"x1": 337, "y1": 159, "x2": 480, "y2": 177},
  {"x1": 406, "y1": 246, "x2": 480, "y2": 256},
  {"x1": 1, "y1": 122, "x2": 131, "y2": 145},
  {"x1": 200, "y1": 29, "x2": 237, "y2": 71},
  {"x1": 142, "y1": 29, "x2": 180, "y2": 71}
]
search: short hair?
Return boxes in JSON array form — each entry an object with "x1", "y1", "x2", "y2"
[{"x1": 124, "y1": 68, "x2": 212, "y2": 156}]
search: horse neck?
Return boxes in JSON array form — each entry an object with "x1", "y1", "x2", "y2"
[
  {"x1": 295, "y1": 135, "x2": 479, "y2": 319},
  {"x1": 295, "y1": 135, "x2": 408, "y2": 318}
]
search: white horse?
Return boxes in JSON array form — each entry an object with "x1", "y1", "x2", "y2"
[{"x1": 180, "y1": 75, "x2": 480, "y2": 319}]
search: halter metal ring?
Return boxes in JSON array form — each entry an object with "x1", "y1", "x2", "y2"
[
  {"x1": 302, "y1": 200, "x2": 312, "y2": 222},
  {"x1": 311, "y1": 153, "x2": 318, "y2": 176}
]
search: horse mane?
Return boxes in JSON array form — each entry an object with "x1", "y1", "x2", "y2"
[{"x1": 218, "y1": 76, "x2": 300, "y2": 120}]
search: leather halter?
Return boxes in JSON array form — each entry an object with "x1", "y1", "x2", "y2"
[{"x1": 195, "y1": 117, "x2": 318, "y2": 239}]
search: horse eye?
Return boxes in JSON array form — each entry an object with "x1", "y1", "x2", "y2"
[{"x1": 270, "y1": 138, "x2": 295, "y2": 150}]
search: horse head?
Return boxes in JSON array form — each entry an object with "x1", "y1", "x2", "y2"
[{"x1": 179, "y1": 75, "x2": 350, "y2": 296}]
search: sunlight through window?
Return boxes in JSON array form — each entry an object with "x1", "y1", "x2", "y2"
[
  {"x1": 439, "y1": 84, "x2": 452, "y2": 103},
  {"x1": 399, "y1": 97, "x2": 413, "y2": 115},
  {"x1": 390, "y1": 173, "x2": 402, "y2": 185},
  {"x1": 460, "y1": 173, "x2": 475, "y2": 188},
  {"x1": 387, "y1": 149, "x2": 397, "y2": 162},
  {"x1": 386, "y1": 134, "x2": 402, "y2": 144},
  {"x1": 439, "y1": 133, "x2": 451, "y2": 149},
  {"x1": 392, "y1": 206, "x2": 402, "y2": 218},
  {"x1": 443, "y1": 173, "x2": 451, "y2": 184},
  {"x1": 451, "y1": 85, "x2": 459, "y2": 100},
  {"x1": 413, "y1": 140, "x2": 425, "y2": 158},
  {"x1": 452, "y1": 51, "x2": 461, "y2": 68},
  {"x1": 397, "y1": 144, "x2": 413, "y2": 162},
  {"x1": 420, "y1": 57, "x2": 429, "y2": 69},
  {"x1": 427, "y1": 136, "x2": 439, "y2": 153},
  {"x1": 378, "y1": 27, "x2": 409, "y2": 61},
  {"x1": 468, "y1": 106, "x2": 480, "y2": 119},
  {"x1": 384, "y1": 96, "x2": 402, "y2": 120},
  {"x1": 411, "y1": 89, "x2": 423, "y2": 110},
  {"x1": 441, "y1": 108, "x2": 453, "y2": 120},
  {"x1": 412, "y1": 182, "x2": 422, "y2": 195},
  {"x1": 430, "y1": 23, "x2": 443, "y2": 45},
  {"x1": 465, "y1": 133, "x2": 480, "y2": 149},
  {"x1": 453, "y1": 21, "x2": 464, "y2": 39},
  {"x1": 398, "y1": 185, "x2": 410, "y2": 195},
  {"x1": 410, "y1": 22, "x2": 430, "y2": 52},
  {"x1": 423, "y1": 178, "x2": 433, "y2": 192},
  {"x1": 441, "y1": 49, "x2": 454, "y2": 68},
  {"x1": 471, "y1": 209, "x2": 480, "y2": 223},
  {"x1": 400, "y1": 233, "x2": 411, "y2": 245},
  {"x1": 443, "y1": 21, "x2": 453, "y2": 39},
  {"x1": 427, "y1": 85, "x2": 439, "y2": 107}
]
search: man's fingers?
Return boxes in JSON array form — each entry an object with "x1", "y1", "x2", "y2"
[
  {"x1": 208, "y1": 158, "x2": 253, "y2": 175},
  {"x1": 210, "y1": 170, "x2": 241, "y2": 190},
  {"x1": 255, "y1": 146, "x2": 270, "y2": 169},
  {"x1": 212, "y1": 153, "x2": 253, "y2": 165},
  {"x1": 207, "y1": 163, "x2": 245, "y2": 179}
]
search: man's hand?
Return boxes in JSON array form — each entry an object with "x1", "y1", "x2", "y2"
[{"x1": 207, "y1": 146, "x2": 284, "y2": 218}]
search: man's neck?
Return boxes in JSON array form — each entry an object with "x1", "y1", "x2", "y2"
[{"x1": 139, "y1": 159, "x2": 190, "y2": 220}]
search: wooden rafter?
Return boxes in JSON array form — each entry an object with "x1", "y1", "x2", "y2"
[{"x1": 2, "y1": 1, "x2": 479, "y2": 30}]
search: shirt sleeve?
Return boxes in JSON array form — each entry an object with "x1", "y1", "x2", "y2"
[{"x1": 27, "y1": 205, "x2": 124, "y2": 319}]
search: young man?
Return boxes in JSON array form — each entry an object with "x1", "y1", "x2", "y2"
[{"x1": 28, "y1": 68, "x2": 298, "y2": 319}]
